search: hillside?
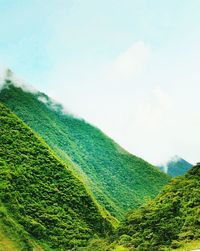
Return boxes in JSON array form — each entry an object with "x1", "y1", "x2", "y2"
[
  {"x1": 116, "y1": 163, "x2": 200, "y2": 251},
  {"x1": 0, "y1": 80, "x2": 170, "y2": 219},
  {"x1": 158, "y1": 156, "x2": 193, "y2": 177},
  {"x1": 0, "y1": 102, "x2": 111, "y2": 250}
]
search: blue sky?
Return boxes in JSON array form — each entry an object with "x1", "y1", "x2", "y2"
[{"x1": 0, "y1": 0, "x2": 200, "y2": 164}]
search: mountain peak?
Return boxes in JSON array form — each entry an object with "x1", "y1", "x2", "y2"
[
  {"x1": 0, "y1": 72, "x2": 71, "y2": 116},
  {"x1": 158, "y1": 155, "x2": 193, "y2": 176},
  {"x1": 168, "y1": 155, "x2": 181, "y2": 162},
  {"x1": 0, "y1": 68, "x2": 38, "y2": 94}
]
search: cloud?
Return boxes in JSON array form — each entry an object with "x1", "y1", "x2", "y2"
[
  {"x1": 38, "y1": 95, "x2": 48, "y2": 104},
  {"x1": 106, "y1": 41, "x2": 150, "y2": 81},
  {"x1": 0, "y1": 68, "x2": 38, "y2": 94},
  {"x1": 120, "y1": 86, "x2": 176, "y2": 164},
  {"x1": 134, "y1": 86, "x2": 172, "y2": 130}
]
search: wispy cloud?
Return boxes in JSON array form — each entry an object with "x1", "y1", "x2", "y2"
[{"x1": 105, "y1": 41, "x2": 150, "y2": 81}]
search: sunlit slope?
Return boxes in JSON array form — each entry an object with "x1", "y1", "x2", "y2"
[
  {"x1": 117, "y1": 164, "x2": 200, "y2": 250},
  {"x1": 0, "y1": 103, "x2": 111, "y2": 250},
  {"x1": 0, "y1": 82, "x2": 170, "y2": 219}
]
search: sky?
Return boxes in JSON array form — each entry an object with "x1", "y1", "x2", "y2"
[{"x1": 0, "y1": 0, "x2": 200, "y2": 165}]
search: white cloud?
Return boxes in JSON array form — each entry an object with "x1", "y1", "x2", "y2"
[
  {"x1": 135, "y1": 86, "x2": 172, "y2": 129},
  {"x1": 119, "y1": 86, "x2": 176, "y2": 164},
  {"x1": 106, "y1": 41, "x2": 150, "y2": 81},
  {"x1": 38, "y1": 95, "x2": 48, "y2": 104},
  {"x1": 0, "y1": 68, "x2": 38, "y2": 94}
]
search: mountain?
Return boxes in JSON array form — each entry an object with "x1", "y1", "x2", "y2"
[
  {"x1": 116, "y1": 163, "x2": 200, "y2": 251},
  {"x1": 0, "y1": 102, "x2": 111, "y2": 250},
  {"x1": 0, "y1": 78, "x2": 170, "y2": 220},
  {"x1": 158, "y1": 155, "x2": 193, "y2": 177}
]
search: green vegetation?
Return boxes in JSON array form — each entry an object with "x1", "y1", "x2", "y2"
[
  {"x1": 158, "y1": 156, "x2": 193, "y2": 177},
  {"x1": 77, "y1": 165, "x2": 199, "y2": 251},
  {"x1": 0, "y1": 103, "x2": 111, "y2": 250},
  {"x1": 0, "y1": 205, "x2": 43, "y2": 251},
  {"x1": 170, "y1": 239, "x2": 200, "y2": 251},
  {"x1": 116, "y1": 164, "x2": 200, "y2": 250},
  {"x1": 0, "y1": 82, "x2": 170, "y2": 220},
  {"x1": 0, "y1": 82, "x2": 199, "y2": 251}
]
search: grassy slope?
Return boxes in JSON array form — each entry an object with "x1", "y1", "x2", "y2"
[
  {"x1": 0, "y1": 82, "x2": 170, "y2": 219},
  {"x1": 116, "y1": 164, "x2": 200, "y2": 251},
  {"x1": 0, "y1": 103, "x2": 111, "y2": 250}
]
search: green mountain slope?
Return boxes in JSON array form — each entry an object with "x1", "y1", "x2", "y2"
[
  {"x1": 116, "y1": 163, "x2": 200, "y2": 250},
  {"x1": 158, "y1": 156, "x2": 193, "y2": 177},
  {"x1": 0, "y1": 80, "x2": 170, "y2": 219},
  {"x1": 0, "y1": 208, "x2": 44, "y2": 251},
  {"x1": 0, "y1": 102, "x2": 111, "y2": 250}
]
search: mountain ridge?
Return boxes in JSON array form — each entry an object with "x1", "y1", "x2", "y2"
[{"x1": 0, "y1": 79, "x2": 170, "y2": 220}]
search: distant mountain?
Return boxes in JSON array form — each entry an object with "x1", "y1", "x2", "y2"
[
  {"x1": 115, "y1": 163, "x2": 200, "y2": 250},
  {"x1": 0, "y1": 103, "x2": 111, "y2": 250},
  {"x1": 158, "y1": 155, "x2": 193, "y2": 177},
  {"x1": 0, "y1": 78, "x2": 170, "y2": 220}
]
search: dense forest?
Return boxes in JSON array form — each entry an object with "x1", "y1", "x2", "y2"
[
  {"x1": 0, "y1": 81, "x2": 199, "y2": 251},
  {"x1": 116, "y1": 164, "x2": 200, "y2": 250},
  {"x1": 0, "y1": 102, "x2": 111, "y2": 250},
  {"x1": 79, "y1": 164, "x2": 200, "y2": 251},
  {"x1": 0, "y1": 82, "x2": 169, "y2": 220}
]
